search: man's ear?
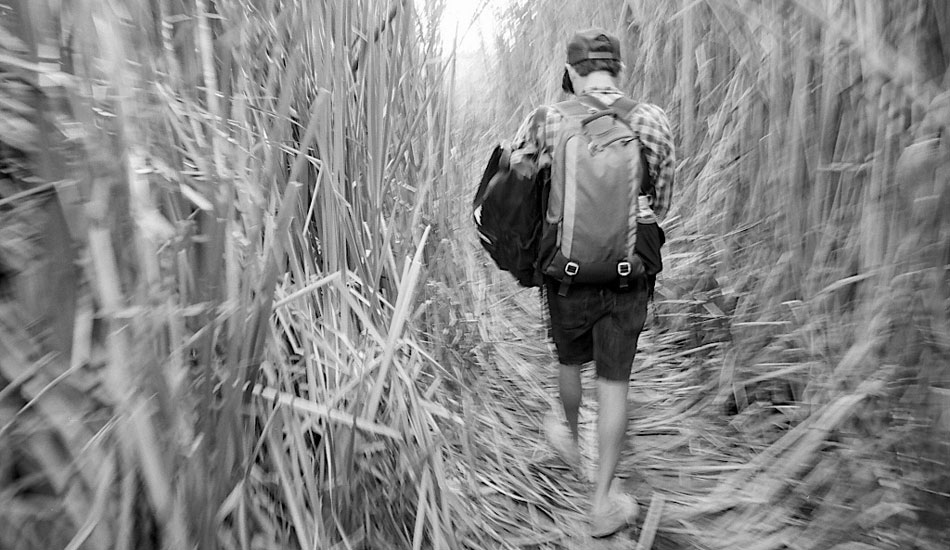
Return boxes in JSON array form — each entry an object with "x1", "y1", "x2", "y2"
[
  {"x1": 563, "y1": 64, "x2": 582, "y2": 94},
  {"x1": 561, "y1": 65, "x2": 575, "y2": 95},
  {"x1": 565, "y1": 63, "x2": 580, "y2": 80}
]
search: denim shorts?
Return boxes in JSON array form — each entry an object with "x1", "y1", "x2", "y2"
[{"x1": 545, "y1": 278, "x2": 649, "y2": 381}]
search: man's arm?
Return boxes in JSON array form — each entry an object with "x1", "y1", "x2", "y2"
[{"x1": 632, "y1": 104, "x2": 675, "y2": 222}]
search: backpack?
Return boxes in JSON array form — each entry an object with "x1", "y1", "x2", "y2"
[
  {"x1": 538, "y1": 95, "x2": 647, "y2": 295},
  {"x1": 472, "y1": 141, "x2": 549, "y2": 287}
]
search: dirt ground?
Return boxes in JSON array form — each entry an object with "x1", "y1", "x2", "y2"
[{"x1": 462, "y1": 274, "x2": 737, "y2": 549}]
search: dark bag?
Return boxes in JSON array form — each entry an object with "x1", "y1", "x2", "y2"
[
  {"x1": 635, "y1": 221, "x2": 665, "y2": 297},
  {"x1": 635, "y1": 221, "x2": 665, "y2": 277},
  {"x1": 472, "y1": 145, "x2": 548, "y2": 287}
]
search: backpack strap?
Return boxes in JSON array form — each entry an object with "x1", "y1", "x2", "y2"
[
  {"x1": 610, "y1": 97, "x2": 643, "y2": 280},
  {"x1": 576, "y1": 94, "x2": 639, "y2": 121},
  {"x1": 553, "y1": 98, "x2": 596, "y2": 120},
  {"x1": 606, "y1": 98, "x2": 655, "y2": 196},
  {"x1": 610, "y1": 96, "x2": 639, "y2": 119},
  {"x1": 549, "y1": 99, "x2": 586, "y2": 296},
  {"x1": 577, "y1": 93, "x2": 610, "y2": 111}
]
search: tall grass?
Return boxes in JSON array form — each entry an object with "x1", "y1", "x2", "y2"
[{"x1": 1, "y1": 0, "x2": 461, "y2": 548}]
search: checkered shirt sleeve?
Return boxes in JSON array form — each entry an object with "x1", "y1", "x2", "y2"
[{"x1": 512, "y1": 100, "x2": 675, "y2": 223}]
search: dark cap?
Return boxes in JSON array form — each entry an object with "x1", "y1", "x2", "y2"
[{"x1": 566, "y1": 28, "x2": 621, "y2": 65}]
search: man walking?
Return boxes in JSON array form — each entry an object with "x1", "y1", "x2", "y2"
[{"x1": 509, "y1": 28, "x2": 675, "y2": 537}]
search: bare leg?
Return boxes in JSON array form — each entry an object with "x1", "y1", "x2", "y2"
[
  {"x1": 591, "y1": 377, "x2": 629, "y2": 510},
  {"x1": 558, "y1": 363, "x2": 582, "y2": 441}
]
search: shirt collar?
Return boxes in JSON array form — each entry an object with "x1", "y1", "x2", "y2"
[{"x1": 580, "y1": 86, "x2": 622, "y2": 95}]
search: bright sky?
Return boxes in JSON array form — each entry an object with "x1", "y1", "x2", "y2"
[{"x1": 439, "y1": 0, "x2": 507, "y2": 55}]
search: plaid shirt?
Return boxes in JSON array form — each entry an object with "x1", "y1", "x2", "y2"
[{"x1": 512, "y1": 87, "x2": 675, "y2": 223}]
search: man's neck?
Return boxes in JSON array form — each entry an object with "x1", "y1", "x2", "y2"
[{"x1": 576, "y1": 71, "x2": 618, "y2": 94}]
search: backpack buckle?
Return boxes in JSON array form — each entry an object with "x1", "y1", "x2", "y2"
[
  {"x1": 564, "y1": 262, "x2": 580, "y2": 277},
  {"x1": 617, "y1": 261, "x2": 632, "y2": 277}
]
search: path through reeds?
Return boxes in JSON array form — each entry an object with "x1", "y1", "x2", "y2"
[{"x1": 444, "y1": 224, "x2": 733, "y2": 548}]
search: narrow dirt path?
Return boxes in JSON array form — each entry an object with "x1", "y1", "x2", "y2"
[{"x1": 456, "y1": 247, "x2": 740, "y2": 549}]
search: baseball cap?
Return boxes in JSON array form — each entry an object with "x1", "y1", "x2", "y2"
[{"x1": 566, "y1": 28, "x2": 621, "y2": 65}]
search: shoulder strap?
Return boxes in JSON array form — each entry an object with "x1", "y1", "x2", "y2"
[
  {"x1": 577, "y1": 94, "x2": 610, "y2": 111},
  {"x1": 610, "y1": 97, "x2": 639, "y2": 118},
  {"x1": 572, "y1": 94, "x2": 640, "y2": 132},
  {"x1": 553, "y1": 98, "x2": 593, "y2": 119},
  {"x1": 576, "y1": 94, "x2": 638, "y2": 118}
]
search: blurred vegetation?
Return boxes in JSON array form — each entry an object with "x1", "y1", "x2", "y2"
[
  {"x1": 478, "y1": 0, "x2": 950, "y2": 548},
  {"x1": 0, "y1": 0, "x2": 948, "y2": 549},
  {"x1": 1, "y1": 0, "x2": 461, "y2": 548}
]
